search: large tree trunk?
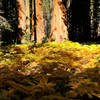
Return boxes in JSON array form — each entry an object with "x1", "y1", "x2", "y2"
[
  {"x1": 16, "y1": 0, "x2": 26, "y2": 43},
  {"x1": 32, "y1": 0, "x2": 45, "y2": 43},
  {"x1": 50, "y1": 0, "x2": 68, "y2": 42},
  {"x1": 25, "y1": 0, "x2": 31, "y2": 42},
  {"x1": 32, "y1": 0, "x2": 68, "y2": 43},
  {"x1": 36, "y1": 0, "x2": 45, "y2": 42}
]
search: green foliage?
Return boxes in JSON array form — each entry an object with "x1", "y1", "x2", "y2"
[
  {"x1": 0, "y1": 21, "x2": 14, "y2": 32},
  {"x1": 24, "y1": 32, "x2": 31, "y2": 43},
  {"x1": 0, "y1": 41, "x2": 100, "y2": 100},
  {"x1": 51, "y1": 36, "x2": 56, "y2": 42}
]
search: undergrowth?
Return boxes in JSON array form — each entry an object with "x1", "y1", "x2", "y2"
[{"x1": 0, "y1": 41, "x2": 100, "y2": 100}]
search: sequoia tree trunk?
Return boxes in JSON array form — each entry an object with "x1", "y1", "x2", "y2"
[
  {"x1": 36, "y1": 0, "x2": 45, "y2": 42},
  {"x1": 16, "y1": 0, "x2": 26, "y2": 43},
  {"x1": 25, "y1": 0, "x2": 31, "y2": 42},
  {"x1": 50, "y1": 0, "x2": 68, "y2": 42},
  {"x1": 32, "y1": 0, "x2": 45, "y2": 43}
]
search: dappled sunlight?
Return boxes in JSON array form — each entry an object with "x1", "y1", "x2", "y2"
[{"x1": 0, "y1": 41, "x2": 100, "y2": 99}]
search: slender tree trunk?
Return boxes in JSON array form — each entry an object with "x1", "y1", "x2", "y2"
[
  {"x1": 90, "y1": 0, "x2": 95, "y2": 39},
  {"x1": 31, "y1": 0, "x2": 35, "y2": 41},
  {"x1": 90, "y1": 0, "x2": 100, "y2": 39},
  {"x1": 33, "y1": 0, "x2": 37, "y2": 42},
  {"x1": 50, "y1": 0, "x2": 68, "y2": 42},
  {"x1": 96, "y1": 0, "x2": 100, "y2": 37},
  {"x1": 16, "y1": 0, "x2": 26, "y2": 43}
]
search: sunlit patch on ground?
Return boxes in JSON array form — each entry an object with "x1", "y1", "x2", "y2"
[{"x1": 0, "y1": 41, "x2": 100, "y2": 100}]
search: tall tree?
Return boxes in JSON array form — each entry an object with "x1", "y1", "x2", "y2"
[
  {"x1": 50, "y1": 0, "x2": 68, "y2": 42},
  {"x1": 94, "y1": 0, "x2": 100, "y2": 37},
  {"x1": 36, "y1": 0, "x2": 45, "y2": 42},
  {"x1": 32, "y1": 0, "x2": 45, "y2": 43},
  {"x1": 32, "y1": 0, "x2": 37, "y2": 42},
  {"x1": 25, "y1": 0, "x2": 31, "y2": 42},
  {"x1": 16, "y1": 0, "x2": 26, "y2": 43},
  {"x1": 90, "y1": 0, "x2": 100, "y2": 40},
  {"x1": 42, "y1": 0, "x2": 53, "y2": 42}
]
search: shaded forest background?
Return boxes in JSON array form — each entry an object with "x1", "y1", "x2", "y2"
[{"x1": 0, "y1": 0, "x2": 100, "y2": 44}]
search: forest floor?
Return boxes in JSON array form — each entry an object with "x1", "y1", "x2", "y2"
[{"x1": 0, "y1": 41, "x2": 100, "y2": 100}]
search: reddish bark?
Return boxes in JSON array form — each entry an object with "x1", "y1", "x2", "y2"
[
  {"x1": 16, "y1": 0, "x2": 26, "y2": 43},
  {"x1": 32, "y1": 0, "x2": 68, "y2": 43},
  {"x1": 36, "y1": 0, "x2": 45, "y2": 42},
  {"x1": 32, "y1": 0, "x2": 45, "y2": 43},
  {"x1": 32, "y1": 0, "x2": 35, "y2": 41},
  {"x1": 50, "y1": 0, "x2": 68, "y2": 42}
]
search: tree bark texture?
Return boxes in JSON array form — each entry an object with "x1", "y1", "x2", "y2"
[
  {"x1": 32, "y1": 0, "x2": 68, "y2": 43},
  {"x1": 25, "y1": 0, "x2": 31, "y2": 34},
  {"x1": 16, "y1": 0, "x2": 26, "y2": 43},
  {"x1": 50, "y1": 0, "x2": 68, "y2": 42}
]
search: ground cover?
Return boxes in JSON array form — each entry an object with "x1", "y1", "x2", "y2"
[{"x1": 0, "y1": 41, "x2": 100, "y2": 100}]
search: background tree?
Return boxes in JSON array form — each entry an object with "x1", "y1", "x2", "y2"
[
  {"x1": 1, "y1": 0, "x2": 18, "y2": 45},
  {"x1": 92, "y1": 0, "x2": 100, "y2": 40},
  {"x1": 42, "y1": 0, "x2": 53, "y2": 42}
]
